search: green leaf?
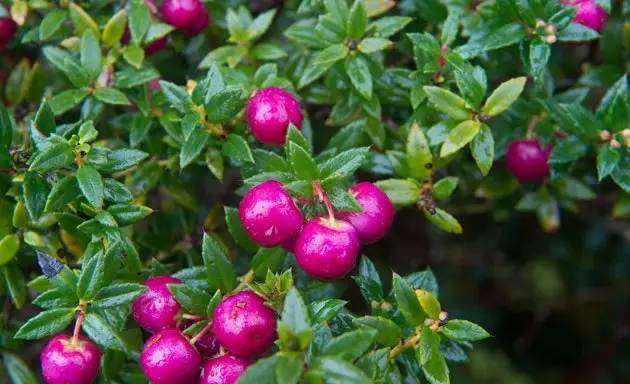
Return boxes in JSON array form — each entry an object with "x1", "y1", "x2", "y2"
[
  {"x1": 484, "y1": 23, "x2": 527, "y2": 51},
  {"x1": 319, "y1": 147, "x2": 370, "y2": 188},
  {"x1": 129, "y1": 2, "x2": 150, "y2": 44},
  {"x1": 424, "y1": 208, "x2": 462, "y2": 234},
  {"x1": 159, "y1": 81, "x2": 191, "y2": 114},
  {"x1": 529, "y1": 39, "x2": 550, "y2": 83},
  {"x1": 0, "y1": 234, "x2": 20, "y2": 267},
  {"x1": 49, "y1": 88, "x2": 90, "y2": 115},
  {"x1": 596, "y1": 75, "x2": 628, "y2": 132},
  {"x1": 77, "y1": 243, "x2": 121, "y2": 301},
  {"x1": 322, "y1": 330, "x2": 376, "y2": 361},
  {"x1": 276, "y1": 356, "x2": 304, "y2": 384},
  {"x1": 392, "y1": 273, "x2": 426, "y2": 325},
  {"x1": 557, "y1": 23, "x2": 599, "y2": 42},
  {"x1": 552, "y1": 177, "x2": 596, "y2": 200},
  {"x1": 223, "y1": 134, "x2": 254, "y2": 164},
  {"x1": 418, "y1": 327, "x2": 449, "y2": 384},
  {"x1": 423, "y1": 86, "x2": 472, "y2": 120},
  {"x1": 81, "y1": 312, "x2": 134, "y2": 353},
  {"x1": 92, "y1": 284, "x2": 147, "y2": 308},
  {"x1": 309, "y1": 299, "x2": 347, "y2": 323},
  {"x1": 237, "y1": 355, "x2": 281, "y2": 384},
  {"x1": 548, "y1": 138, "x2": 588, "y2": 164},
  {"x1": 374, "y1": 179, "x2": 420, "y2": 207},
  {"x1": 23, "y1": 171, "x2": 49, "y2": 221},
  {"x1": 353, "y1": 316, "x2": 402, "y2": 347},
  {"x1": 103, "y1": 179, "x2": 132, "y2": 203},
  {"x1": 180, "y1": 129, "x2": 210, "y2": 168},
  {"x1": 205, "y1": 88, "x2": 244, "y2": 124},
  {"x1": 14, "y1": 308, "x2": 75, "y2": 340},
  {"x1": 202, "y1": 233, "x2": 237, "y2": 292},
  {"x1": 288, "y1": 142, "x2": 318, "y2": 180},
  {"x1": 406, "y1": 123, "x2": 433, "y2": 181},
  {"x1": 114, "y1": 67, "x2": 160, "y2": 89},
  {"x1": 69, "y1": 3, "x2": 99, "y2": 38},
  {"x1": 286, "y1": 124, "x2": 311, "y2": 154},
  {"x1": 108, "y1": 204, "x2": 153, "y2": 226},
  {"x1": 440, "y1": 120, "x2": 480, "y2": 157},
  {"x1": 344, "y1": 55, "x2": 372, "y2": 100},
  {"x1": 103, "y1": 9, "x2": 127, "y2": 47},
  {"x1": 101, "y1": 149, "x2": 149, "y2": 172},
  {"x1": 93, "y1": 88, "x2": 130, "y2": 106},
  {"x1": 358, "y1": 37, "x2": 392, "y2": 54},
  {"x1": 416, "y1": 289, "x2": 441, "y2": 318},
  {"x1": 81, "y1": 30, "x2": 102, "y2": 79},
  {"x1": 29, "y1": 142, "x2": 75, "y2": 172},
  {"x1": 79, "y1": 121, "x2": 98, "y2": 143},
  {"x1": 432, "y1": 177, "x2": 458, "y2": 200},
  {"x1": 39, "y1": 9, "x2": 67, "y2": 41},
  {"x1": 123, "y1": 45, "x2": 144, "y2": 68},
  {"x1": 45, "y1": 176, "x2": 80, "y2": 212},
  {"x1": 247, "y1": 9, "x2": 277, "y2": 41},
  {"x1": 251, "y1": 247, "x2": 286, "y2": 278},
  {"x1": 279, "y1": 287, "x2": 313, "y2": 349},
  {"x1": 251, "y1": 43, "x2": 287, "y2": 60},
  {"x1": 328, "y1": 187, "x2": 362, "y2": 212},
  {"x1": 347, "y1": 0, "x2": 368, "y2": 39},
  {"x1": 371, "y1": 16, "x2": 412, "y2": 38},
  {"x1": 225, "y1": 207, "x2": 258, "y2": 252},
  {"x1": 325, "y1": 0, "x2": 350, "y2": 25},
  {"x1": 4, "y1": 263, "x2": 27, "y2": 309},
  {"x1": 168, "y1": 283, "x2": 212, "y2": 316},
  {"x1": 314, "y1": 44, "x2": 349, "y2": 67},
  {"x1": 483, "y1": 77, "x2": 526, "y2": 116},
  {"x1": 252, "y1": 149, "x2": 290, "y2": 172},
  {"x1": 470, "y1": 124, "x2": 494, "y2": 175},
  {"x1": 3, "y1": 352, "x2": 38, "y2": 384},
  {"x1": 77, "y1": 166, "x2": 104, "y2": 210},
  {"x1": 441, "y1": 10, "x2": 460, "y2": 45},
  {"x1": 440, "y1": 319, "x2": 490, "y2": 342},
  {"x1": 597, "y1": 145, "x2": 621, "y2": 181},
  {"x1": 312, "y1": 356, "x2": 372, "y2": 384}
]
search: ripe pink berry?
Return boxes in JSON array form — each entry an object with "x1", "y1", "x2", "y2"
[
  {"x1": 294, "y1": 217, "x2": 361, "y2": 280},
  {"x1": 337, "y1": 182, "x2": 395, "y2": 244},
  {"x1": 199, "y1": 354, "x2": 251, "y2": 384},
  {"x1": 212, "y1": 291, "x2": 277, "y2": 357},
  {"x1": 563, "y1": 0, "x2": 607, "y2": 32},
  {"x1": 281, "y1": 236, "x2": 296, "y2": 253},
  {"x1": 184, "y1": 6, "x2": 210, "y2": 37},
  {"x1": 238, "y1": 180, "x2": 303, "y2": 247},
  {"x1": 179, "y1": 320, "x2": 219, "y2": 357},
  {"x1": 0, "y1": 17, "x2": 17, "y2": 50},
  {"x1": 506, "y1": 139, "x2": 552, "y2": 183},
  {"x1": 132, "y1": 276, "x2": 182, "y2": 333},
  {"x1": 246, "y1": 87, "x2": 303, "y2": 145},
  {"x1": 161, "y1": 0, "x2": 201, "y2": 29},
  {"x1": 41, "y1": 335, "x2": 101, "y2": 384},
  {"x1": 140, "y1": 329, "x2": 202, "y2": 384}
]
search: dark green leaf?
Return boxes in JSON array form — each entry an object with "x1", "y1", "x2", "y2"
[
  {"x1": 129, "y1": 2, "x2": 150, "y2": 44},
  {"x1": 344, "y1": 55, "x2": 372, "y2": 100},
  {"x1": 168, "y1": 283, "x2": 212, "y2": 316},
  {"x1": 14, "y1": 308, "x2": 75, "y2": 340},
  {"x1": 108, "y1": 204, "x2": 153, "y2": 226},
  {"x1": 45, "y1": 176, "x2": 80, "y2": 212},
  {"x1": 484, "y1": 23, "x2": 527, "y2": 51},
  {"x1": 328, "y1": 187, "x2": 362, "y2": 212},
  {"x1": 288, "y1": 141, "x2": 318, "y2": 180},
  {"x1": 418, "y1": 327, "x2": 449, "y2": 384},
  {"x1": 251, "y1": 247, "x2": 286, "y2": 278},
  {"x1": 93, "y1": 87, "x2": 130, "y2": 105},
  {"x1": 223, "y1": 133, "x2": 254, "y2": 164},
  {"x1": 3, "y1": 352, "x2": 38, "y2": 384},
  {"x1": 319, "y1": 147, "x2": 370, "y2": 188},
  {"x1": 180, "y1": 129, "x2": 210, "y2": 168},
  {"x1": 23, "y1": 171, "x2": 49, "y2": 221},
  {"x1": 347, "y1": 0, "x2": 368, "y2": 39},
  {"x1": 225, "y1": 206, "x2": 258, "y2": 252},
  {"x1": 49, "y1": 88, "x2": 90, "y2": 115},
  {"x1": 81, "y1": 30, "x2": 102, "y2": 79},
  {"x1": 101, "y1": 149, "x2": 149, "y2": 172},
  {"x1": 557, "y1": 23, "x2": 599, "y2": 42},
  {"x1": 353, "y1": 316, "x2": 401, "y2": 347},
  {"x1": 322, "y1": 330, "x2": 376, "y2": 361},
  {"x1": 93, "y1": 284, "x2": 147, "y2": 308},
  {"x1": 309, "y1": 299, "x2": 347, "y2": 323},
  {"x1": 597, "y1": 145, "x2": 621, "y2": 181},
  {"x1": 312, "y1": 356, "x2": 372, "y2": 384},
  {"x1": 4, "y1": 263, "x2": 28, "y2": 309},
  {"x1": 371, "y1": 16, "x2": 412, "y2": 38},
  {"x1": 202, "y1": 233, "x2": 237, "y2": 292},
  {"x1": 29, "y1": 142, "x2": 75, "y2": 172},
  {"x1": 39, "y1": 10, "x2": 67, "y2": 41},
  {"x1": 529, "y1": 39, "x2": 550, "y2": 83},
  {"x1": 77, "y1": 165, "x2": 104, "y2": 210},
  {"x1": 374, "y1": 179, "x2": 420, "y2": 207},
  {"x1": 392, "y1": 273, "x2": 425, "y2": 325}
]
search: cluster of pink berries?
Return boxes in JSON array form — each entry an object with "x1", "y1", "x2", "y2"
[
  {"x1": 239, "y1": 180, "x2": 395, "y2": 280},
  {"x1": 40, "y1": 276, "x2": 278, "y2": 384},
  {"x1": 123, "y1": 0, "x2": 210, "y2": 55}
]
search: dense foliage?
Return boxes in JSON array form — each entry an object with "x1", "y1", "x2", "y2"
[{"x1": 0, "y1": 0, "x2": 628, "y2": 382}]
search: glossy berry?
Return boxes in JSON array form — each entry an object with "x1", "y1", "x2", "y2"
[
  {"x1": 140, "y1": 329, "x2": 202, "y2": 384},
  {"x1": 132, "y1": 276, "x2": 182, "y2": 333},
  {"x1": 563, "y1": 0, "x2": 607, "y2": 32},
  {"x1": 212, "y1": 291, "x2": 277, "y2": 357},
  {"x1": 337, "y1": 182, "x2": 395, "y2": 244},
  {"x1": 246, "y1": 87, "x2": 303, "y2": 145},
  {"x1": 238, "y1": 180, "x2": 303, "y2": 247},
  {"x1": 506, "y1": 139, "x2": 551, "y2": 183},
  {"x1": 294, "y1": 217, "x2": 361, "y2": 280},
  {"x1": 41, "y1": 335, "x2": 101, "y2": 384},
  {"x1": 161, "y1": 0, "x2": 201, "y2": 29},
  {"x1": 0, "y1": 17, "x2": 17, "y2": 50},
  {"x1": 199, "y1": 354, "x2": 251, "y2": 384},
  {"x1": 179, "y1": 320, "x2": 219, "y2": 357},
  {"x1": 184, "y1": 6, "x2": 210, "y2": 37}
]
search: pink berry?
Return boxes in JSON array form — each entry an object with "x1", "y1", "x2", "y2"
[
  {"x1": 246, "y1": 87, "x2": 303, "y2": 145},
  {"x1": 294, "y1": 217, "x2": 361, "y2": 280},
  {"x1": 161, "y1": 0, "x2": 201, "y2": 29},
  {"x1": 564, "y1": 0, "x2": 607, "y2": 32},
  {"x1": 506, "y1": 139, "x2": 551, "y2": 183},
  {"x1": 212, "y1": 291, "x2": 277, "y2": 357},
  {"x1": 281, "y1": 236, "x2": 296, "y2": 253},
  {"x1": 179, "y1": 320, "x2": 219, "y2": 357},
  {"x1": 149, "y1": 79, "x2": 161, "y2": 91},
  {"x1": 41, "y1": 335, "x2": 101, "y2": 384},
  {"x1": 184, "y1": 6, "x2": 210, "y2": 37},
  {"x1": 140, "y1": 329, "x2": 202, "y2": 384},
  {"x1": 337, "y1": 182, "x2": 395, "y2": 244},
  {"x1": 199, "y1": 354, "x2": 251, "y2": 384},
  {"x1": 0, "y1": 17, "x2": 17, "y2": 50},
  {"x1": 238, "y1": 180, "x2": 304, "y2": 247},
  {"x1": 132, "y1": 276, "x2": 182, "y2": 333}
]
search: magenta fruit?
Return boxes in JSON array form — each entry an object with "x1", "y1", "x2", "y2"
[
  {"x1": 246, "y1": 87, "x2": 303, "y2": 145},
  {"x1": 41, "y1": 335, "x2": 101, "y2": 384},
  {"x1": 506, "y1": 139, "x2": 551, "y2": 183},
  {"x1": 212, "y1": 291, "x2": 277, "y2": 357},
  {"x1": 337, "y1": 182, "x2": 395, "y2": 244},
  {"x1": 161, "y1": 0, "x2": 202, "y2": 29},
  {"x1": 184, "y1": 6, "x2": 210, "y2": 37},
  {"x1": 563, "y1": 0, "x2": 607, "y2": 32},
  {"x1": 294, "y1": 217, "x2": 361, "y2": 280},
  {"x1": 199, "y1": 354, "x2": 251, "y2": 384},
  {"x1": 238, "y1": 180, "x2": 304, "y2": 247},
  {"x1": 140, "y1": 329, "x2": 202, "y2": 384},
  {"x1": 132, "y1": 275, "x2": 182, "y2": 333},
  {"x1": 0, "y1": 16, "x2": 17, "y2": 50}
]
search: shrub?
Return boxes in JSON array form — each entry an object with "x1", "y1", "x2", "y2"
[{"x1": 0, "y1": 0, "x2": 627, "y2": 383}]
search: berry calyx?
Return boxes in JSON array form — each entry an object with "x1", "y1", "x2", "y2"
[
  {"x1": 337, "y1": 182, "x2": 395, "y2": 244},
  {"x1": 238, "y1": 180, "x2": 304, "y2": 247},
  {"x1": 184, "y1": 6, "x2": 210, "y2": 37},
  {"x1": 294, "y1": 217, "x2": 361, "y2": 280},
  {"x1": 132, "y1": 275, "x2": 182, "y2": 333},
  {"x1": 199, "y1": 354, "x2": 251, "y2": 384},
  {"x1": 563, "y1": 0, "x2": 607, "y2": 32},
  {"x1": 212, "y1": 291, "x2": 277, "y2": 357},
  {"x1": 140, "y1": 329, "x2": 202, "y2": 384},
  {"x1": 506, "y1": 139, "x2": 551, "y2": 183},
  {"x1": 41, "y1": 334, "x2": 101, "y2": 384},
  {"x1": 0, "y1": 16, "x2": 17, "y2": 50},
  {"x1": 246, "y1": 87, "x2": 303, "y2": 145},
  {"x1": 160, "y1": 0, "x2": 202, "y2": 29}
]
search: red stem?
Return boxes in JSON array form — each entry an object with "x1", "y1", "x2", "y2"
[
  {"x1": 313, "y1": 181, "x2": 335, "y2": 221},
  {"x1": 0, "y1": 169, "x2": 14, "y2": 175},
  {"x1": 189, "y1": 321, "x2": 213, "y2": 345},
  {"x1": 72, "y1": 312, "x2": 85, "y2": 346}
]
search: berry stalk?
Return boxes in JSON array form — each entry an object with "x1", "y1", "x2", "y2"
[
  {"x1": 190, "y1": 321, "x2": 213, "y2": 346},
  {"x1": 313, "y1": 181, "x2": 335, "y2": 222},
  {"x1": 71, "y1": 310, "x2": 85, "y2": 346}
]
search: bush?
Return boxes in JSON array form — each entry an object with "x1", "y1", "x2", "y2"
[{"x1": 0, "y1": 0, "x2": 628, "y2": 383}]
